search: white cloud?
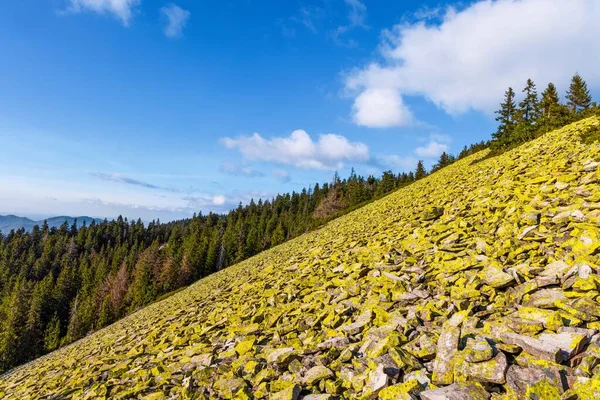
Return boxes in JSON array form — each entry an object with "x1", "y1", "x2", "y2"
[
  {"x1": 221, "y1": 130, "x2": 369, "y2": 171},
  {"x1": 415, "y1": 141, "x2": 449, "y2": 158},
  {"x1": 67, "y1": 0, "x2": 139, "y2": 26},
  {"x1": 345, "y1": 0, "x2": 600, "y2": 127},
  {"x1": 161, "y1": 4, "x2": 191, "y2": 38},
  {"x1": 352, "y1": 88, "x2": 413, "y2": 127},
  {"x1": 212, "y1": 195, "x2": 226, "y2": 206}
]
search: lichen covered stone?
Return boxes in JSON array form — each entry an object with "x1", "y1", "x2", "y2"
[{"x1": 1, "y1": 118, "x2": 600, "y2": 399}]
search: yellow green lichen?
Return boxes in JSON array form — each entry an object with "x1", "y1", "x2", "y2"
[{"x1": 0, "y1": 118, "x2": 599, "y2": 399}]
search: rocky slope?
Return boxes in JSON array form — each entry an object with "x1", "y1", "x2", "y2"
[{"x1": 2, "y1": 118, "x2": 600, "y2": 399}]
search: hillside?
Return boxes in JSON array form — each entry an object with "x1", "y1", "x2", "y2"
[
  {"x1": 2, "y1": 117, "x2": 600, "y2": 399},
  {"x1": 0, "y1": 215, "x2": 102, "y2": 234}
]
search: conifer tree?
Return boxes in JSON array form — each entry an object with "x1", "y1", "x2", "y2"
[
  {"x1": 519, "y1": 79, "x2": 540, "y2": 124},
  {"x1": 0, "y1": 279, "x2": 31, "y2": 370},
  {"x1": 375, "y1": 171, "x2": 396, "y2": 197},
  {"x1": 97, "y1": 296, "x2": 114, "y2": 328},
  {"x1": 415, "y1": 160, "x2": 427, "y2": 180},
  {"x1": 510, "y1": 79, "x2": 540, "y2": 142},
  {"x1": 432, "y1": 152, "x2": 455, "y2": 172},
  {"x1": 271, "y1": 223, "x2": 285, "y2": 246},
  {"x1": 540, "y1": 82, "x2": 560, "y2": 119},
  {"x1": 540, "y1": 82, "x2": 569, "y2": 132},
  {"x1": 26, "y1": 275, "x2": 53, "y2": 358},
  {"x1": 493, "y1": 87, "x2": 517, "y2": 146},
  {"x1": 43, "y1": 314, "x2": 61, "y2": 352},
  {"x1": 566, "y1": 73, "x2": 592, "y2": 112},
  {"x1": 0, "y1": 156, "x2": 491, "y2": 372}
]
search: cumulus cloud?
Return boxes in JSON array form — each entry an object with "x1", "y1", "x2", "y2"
[
  {"x1": 220, "y1": 163, "x2": 264, "y2": 178},
  {"x1": 345, "y1": 0, "x2": 600, "y2": 127},
  {"x1": 415, "y1": 141, "x2": 449, "y2": 158},
  {"x1": 221, "y1": 130, "x2": 369, "y2": 171},
  {"x1": 352, "y1": 88, "x2": 413, "y2": 127},
  {"x1": 67, "y1": 0, "x2": 139, "y2": 25},
  {"x1": 161, "y1": 4, "x2": 191, "y2": 38}
]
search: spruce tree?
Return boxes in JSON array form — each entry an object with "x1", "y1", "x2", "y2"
[
  {"x1": 540, "y1": 83, "x2": 560, "y2": 119},
  {"x1": 0, "y1": 279, "x2": 31, "y2": 370},
  {"x1": 432, "y1": 152, "x2": 455, "y2": 172},
  {"x1": 375, "y1": 171, "x2": 396, "y2": 197},
  {"x1": 519, "y1": 79, "x2": 539, "y2": 124},
  {"x1": 540, "y1": 82, "x2": 568, "y2": 132},
  {"x1": 415, "y1": 160, "x2": 427, "y2": 180},
  {"x1": 566, "y1": 73, "x2": 592, "y2": 112},
  {"x1": 43, "y1": 313, "x2": 61, "y2": 352},
  {"x1": 493, "y1": 87, "x2": 517, "y2": 146}
]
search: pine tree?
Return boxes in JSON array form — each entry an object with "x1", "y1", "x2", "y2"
[
  {"x1": 97, "y1": 295, "x2": 114, "y2": 328},
  {"x1": 540, "y1": 83, "x2": 560, "y2": 119},
  {"x1": 415, "y1": 161, "x2": 427, "y2": 180},
  {"x1": 0, "y1": 279, "x2": 31, "y2": 370},
  {"x1": 375, "y1": 171, "x2": 396, "y2": 197},
  {"x1": 566, "y1": 73, "x2": 592, "y2": 112},
  {"x1": 26, "y1": 275, "x2": 53, "y2": 358},
  {"x1": 431, "y1": 152, "x2": 455, "y2": 172},
  {"x1": 129, "y1": 244, "x2": 160, "y2": 310},
  {"x1": 493, "y1": 87, "x2": 517, "y2": 146},
  {"x1": 0, "y1": 159, "x2": 455, "y2": 372},
  {"x1": 540, "y1": 82, "x2": 569, "y2": 132},
  {"x1": 519, "y1": 79, "x2": 540, "y2": 130},
  {"x1": 271, "y1": 223, "x2": 285, "y2": 246},
  {"x1": 43, "y1": 313, "x2": 61, "y2": 352}
]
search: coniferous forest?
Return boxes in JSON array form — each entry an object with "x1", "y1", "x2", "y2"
[{"x1": 0, "y1": 74, "x2": 598, "y2": 373}]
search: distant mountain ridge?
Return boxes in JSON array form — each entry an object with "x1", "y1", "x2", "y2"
[{"x1": 0, "y1": 215, "x2": 103, "y2": 233}]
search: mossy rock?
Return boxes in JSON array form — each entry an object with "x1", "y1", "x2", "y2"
[{"x1": 1, "y1": 118, "x2": 600, "y2": 399}]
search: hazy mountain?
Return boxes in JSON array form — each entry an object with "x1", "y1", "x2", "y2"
[{"x1": 0, "y1": 215, "x2": 103, "y2": 233}]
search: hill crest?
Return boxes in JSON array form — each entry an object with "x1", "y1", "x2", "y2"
[{"x1": 2, "y1": 117, "x2": 600, "y2": 399}]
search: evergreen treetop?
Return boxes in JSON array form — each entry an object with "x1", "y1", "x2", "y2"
[
  {"x1": 566, "y1": 73, "x2": 592, "y2": 112},
  {"x1": 519, "y1": 78, "x2": 539, "y2": 123},
  {"x1": 493, "y1": 87, "x2": 517, "y2": 146}
]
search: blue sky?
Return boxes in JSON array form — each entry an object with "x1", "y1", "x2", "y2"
[{"x1": 0, "y1": 0, "x2": 598, "y2": 222}]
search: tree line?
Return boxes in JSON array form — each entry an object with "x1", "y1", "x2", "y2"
[
  {"x1": 492, "y1": 73, "x2": 596, "y2": 149},
  {"x1": 0, "y1": 73, "x2": 597, "y2": 373},
  {"x1": 0, "y1": 166, "x2": 433, "y2": 372},
  {"x1": 425, "y1": 73, "x2": 598, "y2": 171}
]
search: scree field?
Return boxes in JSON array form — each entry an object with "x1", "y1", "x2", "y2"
[{"x1": 3, "y1": 117, "x2": 600, "y2": 399}]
